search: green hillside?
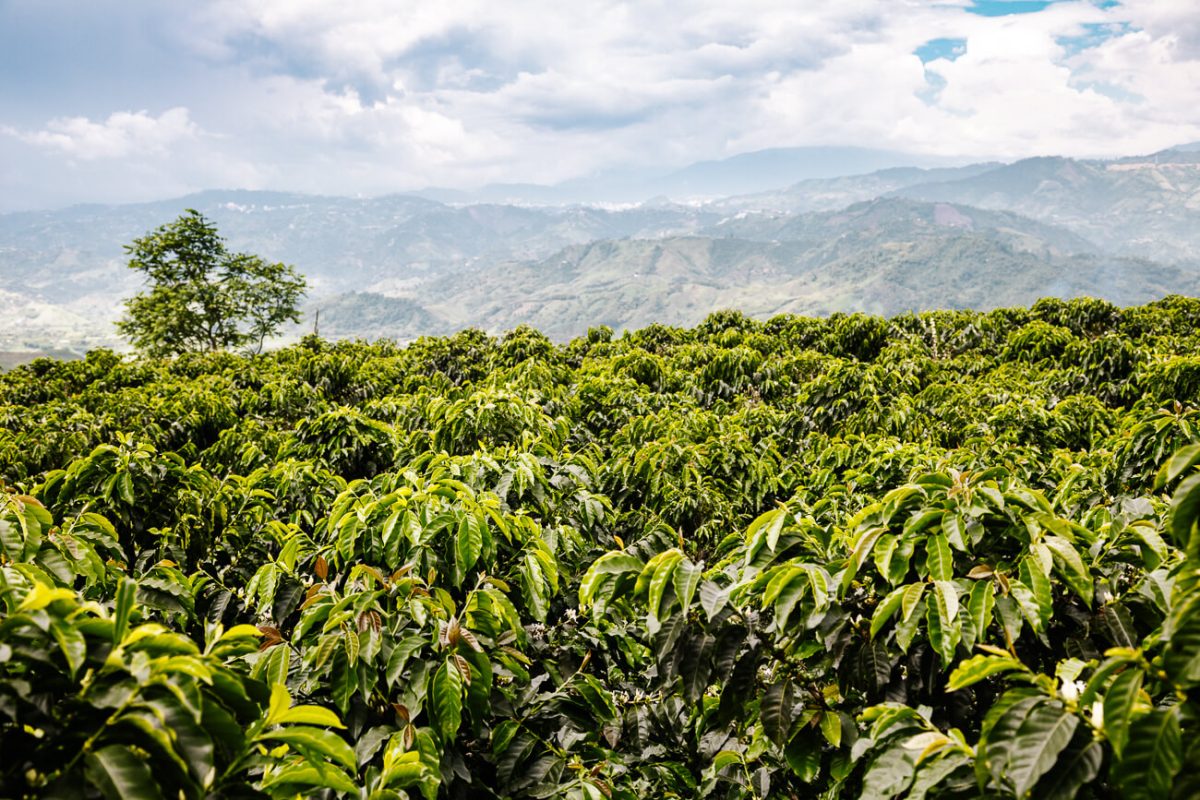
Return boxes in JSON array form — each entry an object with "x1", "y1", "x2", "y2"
[
  {"x1": 322, "y1": 200, "x2": 1199, "y2": 340},
  {"x1": 894, "y1": 151, "x2": 1200, "y2": 263},
  {"x1": 2, "y1": 297, "x2": 1200, "y2": 798}
]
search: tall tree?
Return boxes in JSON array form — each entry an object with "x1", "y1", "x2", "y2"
[{"x1": 116, "y1": 210, "x2": 306, "y2": 356}]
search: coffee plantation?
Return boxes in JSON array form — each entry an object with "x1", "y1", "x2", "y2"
[{"x1": 2, "y1": 295, "x2": 1200, "y2": 798}]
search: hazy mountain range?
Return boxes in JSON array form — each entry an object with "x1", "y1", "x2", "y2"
[{"x1": 2, "y1": 144, "x2": 1199, "y2": 353}]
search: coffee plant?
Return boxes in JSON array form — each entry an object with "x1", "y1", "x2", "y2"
[{"x1": 2, "y1": 296, "x2": 1199, "y2": 798}]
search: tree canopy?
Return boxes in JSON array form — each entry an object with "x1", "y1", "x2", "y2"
[{"x1": 116, "y1": 210, "x2": 306, "y2": 356}]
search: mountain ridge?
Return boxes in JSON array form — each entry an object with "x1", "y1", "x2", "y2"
[{"x1": 3, "y1": 145, "x2": 1199, "y2": 352}]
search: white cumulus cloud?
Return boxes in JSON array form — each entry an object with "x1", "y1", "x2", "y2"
[
  {"x1": 5, "y1": 107, "x2": 198, "y2": 161},
  {"x1": 3, "y1": 0, "x2": 1200, "y2": 208}
]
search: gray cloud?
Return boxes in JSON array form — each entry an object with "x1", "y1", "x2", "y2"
[{"x1": 2, "y1": 0, "x2": 1199, "y2": 211}]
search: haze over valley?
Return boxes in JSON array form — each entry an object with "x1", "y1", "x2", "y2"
[{"x1": 4, "y1": 142, "x2": 1200, "y2": 351}]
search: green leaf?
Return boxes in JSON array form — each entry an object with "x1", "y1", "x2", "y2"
[
  {"x1": 84, "y1": 745, "x2": 163, "y2": 800},
  {"x1": 1005, "y1": 701, "x2": 1079, "y2": 798},
  {"x1": 385, "y1": 636, "x2": 424, "y2": 687},
  {"x1": 1112, "y1": 708, "x2": 1183, "y2": 800},
  {"x1": 947, "y1": 653, "x2": 1028, "y2": 691},
  {"x1": 896, "y1": 596, "x2": 926, "y2": 653},
  {"x1": 454, "y1": 514, "x2": 482, "y2": 577},
  {"x1": 647, "y1": 550, "x2": 683, "y2": 621},
  {"x1": 117, "y1": 471, "x2": 135, "y2": 506},
  {"x1": 1023, "y1": 557, "x2": 1053, "y2": 628},
  {"x1": 253, "y1": 643, "x2": 290, "y2": 686},
  {"x1": 712, "y1": 750, "x2": 743, "y2": 772},
  {"x1": 336, "y1": 514, "x2": 359, "y2": 565},
  {"x1": 1163, "y1": 601, "x2": 1200, "y2": 687},
  {"x1": 933, "y1": 580, "x2": 958, "y2": 622},
  {"x1": 859, "y1": 639, "x2": 892, "y2": 693},
  {"x1": 1098, "y1": 603, "x2": 1138, "y2": 649},
  {"x1": 1035, "y1": 734, "x2": 1102, "y2": 800},
  {"x1": 578, "y1": 551, "x2": 642, "y2": 607},
  {"x1": 819, "y1": 711, "x2": 842, "y2": 748},
  {"x1": 1043, "y1": 535, "x2": 1093, "y2": 606},
  {"x1": 926, "y1": 580, "x2": 961, "y2": 664},
  {"x1": 113, "y1": 577, "x2": 136, "y2": 645},
  {"x1": 901, "y1": 582, "x2": 926, "y2": 622},
  {"x1": 1155, "y1": 443, "x2": 1200, "y2": 488},
  {"x1": 575, "y1": 674, "x2": 618, "y2": 722},
  {"x1": 0, "y1": 517, "x2": 22, "y2": 561},
  {"x1": 967, "y1": 579, "x2": 995, "y2": 642},
  {"x1": 261, "y1": 762, "x2": 359, "y2": 795},
  {"x1": 1169, "y1": 472, "x2": 1200, "y2": 546},
  {"x1": 429, "y1": 657, "x2": 464, "y2": 742},
  {"x1": 785, "y1": 728, "x2": 822, "y2": 782},
  {"x1": 17, "y1": 582, "x2": 75, "y2": 612},
  {"x1": 925, "y1": 533, "x2": 953, "y2": 582},
  {"x1": 674, "y1": 559, "x2": 703, "y2": 614},
  {"x1": 143, "y1": 693, "x2": 214, "y2": 787},
  {"x1": 266, "y1": 682, "x2": 291, "y2": 726},
  {"x1": 331, "y1": 651, "x2": 357, "y2": 714},
  {"x1": 1103, "y1": 668, "x2": 1144, "y2": 758},
  {"x1": 860, "y1": 746, "x2": 916, "y2": 800},
  {"x1": 699, "y1": 580, "x2": 730, "y2": 621},
  {"x1": 942, "y1": 512, "x2": 967, "y2": 551},
  {"x1": 978, "y1": 691, "x2": 1042, "y2": 789},
  {"x1": 1010, "y1": 579, "x2": 1045, "y2": 636},
  {"x1": 760, "y1": 680, "x2": 792, "y2": 745},
  {"x1": 277, "y1": 704, "x2": 345, "y2": 729},
  {"x1": 520, "y1": 551, "x2": 549, "y2": 622},
  {"x1": 50, "y1": 617, "x2": 86, "y2": 677},
  {"x1": 764, "y1": 507, "x2": 787, "y2": 552},
  {"x1": 842, "y1": 526, "x2": 887, "y2": 591},
  {"x1": 870, "y1": 585, "x2": 907, "y2": 639},
  {"x1": 873, "y1": 534, "x2": 898, "y2": 582},
  {"x1": 492, "y1": 719, "x2": 520, "y2": 756},
  {"x1": 258, "y1": 726, "x2": 356, "y2": 771}
]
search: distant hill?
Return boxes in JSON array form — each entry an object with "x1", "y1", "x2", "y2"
[
  {"x1": 0, "y1": 190, "x2": 720, "y2": 348},
  {"x1": 310, "y1": 199, "x2": 1200, "y2": 340},
  {"x1": 708, "y1": 163, "x2": 1003, "y2": 214},
  {"x1": 4, "y1": 146, "x2": 1200, "y2": 348},
  {"x1": 414, "y1": 146, "x2": 960, "y2": 204},
  {"x1": 891, "y1": 151, "x2": 1200, "y2": 263}
]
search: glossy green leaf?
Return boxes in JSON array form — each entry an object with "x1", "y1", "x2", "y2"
[
  {"x1": 430, "y1": 657, "x2": 464, "y2": 741},
  {"x1": 1112, "y1": 708, "x2": 1183, "y2": 800},
  {"x1": 84, "y1": 745, "x2": 163, "y2": 800}
]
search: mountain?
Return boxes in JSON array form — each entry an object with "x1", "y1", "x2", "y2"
[
  {"x1": 700, "y1": 196, "x2": 1097, "y2": 256},
  {"x1": 413, "y1": 146, "x2": 961, "y2": 205},
  {"x1": 707, "y1": 163, "x2": 1003, "y2": 214},
  {"x1": 0, "y1": 190, "x2": 721, "y2": 349},
  {"x1": 646, "y1": 147, "x2": 960, "y2": 199},
  {"x1": 4, "y1": 146, "x2": 1200, "y2": 353},
  {"x1": 891, "y1": 151, "x2": 1200, "y2": 263},
  {"x1": 301, "y1": 198, "x2": 1200, "y2": 341}
]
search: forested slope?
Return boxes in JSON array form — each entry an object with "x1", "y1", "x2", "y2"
[{"x1": 2, "y1": 296, "x2": 1200, "y2": 798}]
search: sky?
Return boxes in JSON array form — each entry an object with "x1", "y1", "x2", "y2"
[{"x1": 2, "y1": 0, "x2": 1199, "y2": 210}]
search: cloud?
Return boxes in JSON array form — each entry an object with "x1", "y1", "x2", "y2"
[
  {"x1": 2, "y1": 0, "x2": 1200, "y2": 209},
  {"x1": 5, "y1": 107, "x2": 198, "y2": 160}
]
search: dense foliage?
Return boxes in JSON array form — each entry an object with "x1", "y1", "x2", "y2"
[{"x1": 2, "y1": 295, "x2": 1200, "y2": 799}]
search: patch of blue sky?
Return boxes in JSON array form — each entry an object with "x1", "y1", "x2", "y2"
[
  {"x1": 1056, "y1": 21, "x2": 1133, "y2": 56},
  {"x1": 965, "y1": 0, "x2": 1119, "y2": 14},
  {"x1": 915, "y1": 37, "x2": 967, "y2": 63},
  {"x1": 1069, "y1": 80, "x2": 1143, "y2": 104},
  {"x1": 916, "y1": 72, "x2": 948, "y2": 105},
  {"x1": 966, "y1": 1, "x2": 1061, "y2": 16}
]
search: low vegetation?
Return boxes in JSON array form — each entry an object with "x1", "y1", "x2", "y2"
[{"x1": 1, "y1": 296, "x2": 1199, "y2": 798}]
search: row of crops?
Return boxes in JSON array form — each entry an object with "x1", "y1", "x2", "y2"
[{"x1": 2, "y1": 295, "x2": 1200, "y2": 798}]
